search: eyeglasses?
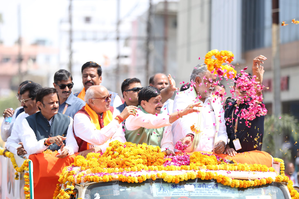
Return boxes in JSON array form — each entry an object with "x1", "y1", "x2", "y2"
[
  {"x1": 57, "y1": 83, "x2": 74, "y2": 89},
  {"x1": 125, "y1": 87, "x2": 143, "y2": 92},
  {"x1": 20, "y1": 98, "x2": 31, "y2": 103},
  {"x1": 93, "y1": 94, "x2": 112, "y2": 102}
]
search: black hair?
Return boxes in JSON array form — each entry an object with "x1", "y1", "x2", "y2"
[
  {"x1": 121, "y1": 78, "x2": 141, "y2": 94},
  {"x1": 36, "y1": 87, "x2": 58, "y2": 104},
  {"x1": 138, "y1": 86, "x2": 160, "y2": 105},
  {"x1": 81, "y1": 61, "x2": 102, "y2": 77},
  {"x1": 54, "y1": 69, "x2": 73, "y2": 84},
  {"x1": 180, "y1": 83, "x2": 190, "y2": 91},
  {"x1": 20, "y1": 82, "x2": 42, "y2": 100},
  {"x1": 149, "y1": 75, "x2": 154, "y2": 85},
  {"x1": 19, "y1": 80, "x2": 30, "y2": 88}
]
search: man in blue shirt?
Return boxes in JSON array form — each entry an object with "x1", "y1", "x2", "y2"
[
  {"x1": 53, "y1": 69, "x2": 85, "y2": 118},
  {"x1": 116, "y1": 78, "x2": 142, "y2": 114}
]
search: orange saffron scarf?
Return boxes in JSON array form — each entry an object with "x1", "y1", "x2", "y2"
[
  {"x1": 77, "y1": 88, "x2": 86, "y2": 101},
  {"x1": 84, "y1": 104, "x2": 113, "y2": 149}
]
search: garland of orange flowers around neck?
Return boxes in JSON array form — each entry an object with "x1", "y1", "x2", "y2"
[
  {"x1": 53, "y1": 141, "x2": 299, "y2": 198},
  {"x1": 0, "y1": 149, "x2": 30, "y2": 199}
]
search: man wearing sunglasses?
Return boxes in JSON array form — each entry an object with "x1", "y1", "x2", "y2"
[
  {"x1": 53, "y1": 69, "x2": 85, "y2": 118},
  {"x1": 72, "y1": 85, "x2": 137, "y2": 156},
  {"x1": 4, "y1": 82, "x2": 42, "y2": 157},
  {"x1": 116, "y1": 78, "x2": 142, "y2": 114},
  {"x1": 75, "y1": 61, "x2": 122, "y2": 109}
]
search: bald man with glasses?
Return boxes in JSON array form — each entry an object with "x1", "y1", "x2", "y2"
[
  {"x1": 72, "y1": 85, "x2": 137, "y2": 156},
  {"x1": 53, "y1": 69, "x2": 85, "y2": 118}
]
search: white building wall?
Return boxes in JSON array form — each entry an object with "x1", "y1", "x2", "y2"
[
  {"x1": 210, "y1": 0, "x2": 243, "y2": 64},
  {"x1": 177, "y1": 0, "x2": 211, "y2": 84}
]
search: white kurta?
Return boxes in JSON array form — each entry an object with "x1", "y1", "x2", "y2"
[
  {"x1": 1, "y1": 106, "x2": 23, "y2": 142},
  {"x1": 125, "y1": 109, "x2": 174, "y2": 152},
  {"x1": 73, "y1": 113, "x2": 125, "y2": 153},
  {"x1": 172, "y1": 87, "x2": 228, "y2": 152},
  {"x1": 21, "y1": 116, "x2": 78, "y2": 156},
  {"x1": 5, "y1": 112, "x2": 29, "y2": 155}
]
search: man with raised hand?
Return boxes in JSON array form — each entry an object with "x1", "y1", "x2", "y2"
[
  {"x1": 75, "y1": 61, "x2": 122, "y2": 109},
  {"x1": 149, "y1": 73, "x2": 176, "y2": 114},
  {"x1": 125, "y1": 86, "x2": 201, "y2": 154},
  {"x1": 5, "y1": 82, "x2": 42, "y2": 156},
  {"x1": 1, "y1": 80, "x2": 30, "y2": 142},
  {"x1": 53, "y1": 69, "x2": 85, "y2": 118},
  {"x1": 172, "y1": 65, "x2": 228, "y2": 154},
  {"x1": 73, "y1": 85, "x2": 136, "y2": 155},
  {"x1": 225, "y1": 55, "x2": 267, "y2": 156},
  {"x1": 20, "y1": 88, "x2": 78, "y2": 157}
]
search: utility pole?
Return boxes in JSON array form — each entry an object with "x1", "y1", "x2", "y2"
[
  {"x1": 68, "y1": 0, "x2": 73, "y2": 74},
  {"x1": 18, "y1": 4, "x2": 22, "y2": 83},
  {"x1": 145, "y1": 0, "x2": 152, "y2": 83},
  {"x1": 116, "y1": 0, "x2": 120, "y2": 92},
  {"x1": 163, "y1": 0, "x2": 168, "y2": 74},
  {"x1": 272, "y1": 0, "x2": 281, "y2": 117}
]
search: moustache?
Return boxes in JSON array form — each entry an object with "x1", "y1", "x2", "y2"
[
  {"x1": 84, "y1": 81, "x2": 94, "y2": 86},
  {"x1": 62, "y1": 91, "x2": 70, "y2": 94},
  {"x1": 51, "y1": 107, "x2": 58, "y2": 110},
  {"x1": 23, "y1": 106, "x2": 27, "y2": 109}
]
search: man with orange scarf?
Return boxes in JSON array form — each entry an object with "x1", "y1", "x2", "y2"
[
  {"x1": 75, "y1": 61, "x2": 122, "y2": 109},
  {"x1": 73, "y1": 85, "x2": 137, "y2": 155}
]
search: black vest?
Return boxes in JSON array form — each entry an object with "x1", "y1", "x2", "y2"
[{"x1": 26, "y1": 112, "x2": 70, "y2": 151}]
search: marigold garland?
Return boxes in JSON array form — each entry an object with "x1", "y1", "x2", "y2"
[
  {"x1": 0, "y1": 149, "x2": 31, "y2": 199},
  {"x1": 204, "y1": 49, "x2": 236, "y2": 79},
  {"x1": 53, "y1": 141, "x2": 299, "y2": 199}
]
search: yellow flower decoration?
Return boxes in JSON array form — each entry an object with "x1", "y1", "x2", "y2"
[{"x1": 204, "y1": 49, "x2": 236, "y2": 79}]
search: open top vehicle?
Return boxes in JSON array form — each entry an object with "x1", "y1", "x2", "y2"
[{"x1": 0, "y1": 140, "x2": 298, "y2": 199}]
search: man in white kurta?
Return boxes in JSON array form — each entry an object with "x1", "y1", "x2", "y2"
[
  {"x1": 73, "y1": 85, "x2": 137, "y2": 154},
  {"x1": 172, "y1": 65, "x2": 228, "y2": 153},
  {"x1": 125, "y1": 86, "x2": 201, "y2": 153}
]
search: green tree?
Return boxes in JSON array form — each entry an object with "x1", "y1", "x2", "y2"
[{"x1": 262, "y1": 114, "x2": 299, "y2": 161}]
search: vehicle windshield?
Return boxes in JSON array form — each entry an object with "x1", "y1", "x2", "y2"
[{"x1": 83, "y1": 179, "x2": 288, "y2": 199}]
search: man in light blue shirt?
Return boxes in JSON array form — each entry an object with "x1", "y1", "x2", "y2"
[{"x1": 53, "y1": 69, "x2": 85, "y2": 118}]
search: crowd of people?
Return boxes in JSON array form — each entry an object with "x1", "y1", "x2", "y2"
[{"x1": 1, "y1": 55, "x2": 267, "y2": 159}]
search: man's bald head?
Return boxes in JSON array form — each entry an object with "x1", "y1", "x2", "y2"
[
  {"x1": 85, "y1": 85, "x2": 111, "y2": 114},
  {"x1": 85, "y1": 85, "x2": 108, "y2": 104},
  {"x1": 149, "y1": 73, "x2": 169, "y2": 91}
]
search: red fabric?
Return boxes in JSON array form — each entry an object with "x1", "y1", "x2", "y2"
[{"x1": 29, "y1": 152, "x2": 76, "y2": 199}]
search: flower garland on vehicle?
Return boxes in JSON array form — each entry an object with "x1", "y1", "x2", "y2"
[
  {"x1": 53, "y1": 141, "x2": 299, "y2": 199},
  {"x1": 0, "y1": 149, "x2": 30, "y2": 199},
  {"x1": 204, "y1": 49, "x2": 236, "y2": 79}
]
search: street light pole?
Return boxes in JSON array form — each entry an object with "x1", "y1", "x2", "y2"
[{"x1": 272, "y1": 0, "x2": 281, "y2": 117}]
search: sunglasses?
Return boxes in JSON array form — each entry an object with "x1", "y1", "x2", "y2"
[
  {"x1": 20, "y1": 98, "x2": 31, "y2": 103},
  {"x1": 57, "y1": 83, "x2": 74, "y2": 89},
  {"x1": 93, "y1": 94, "x2": 112, "y2": 102},
  {"x1": 125, "y1": 87, "x2": 143, "y2": 92}
]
